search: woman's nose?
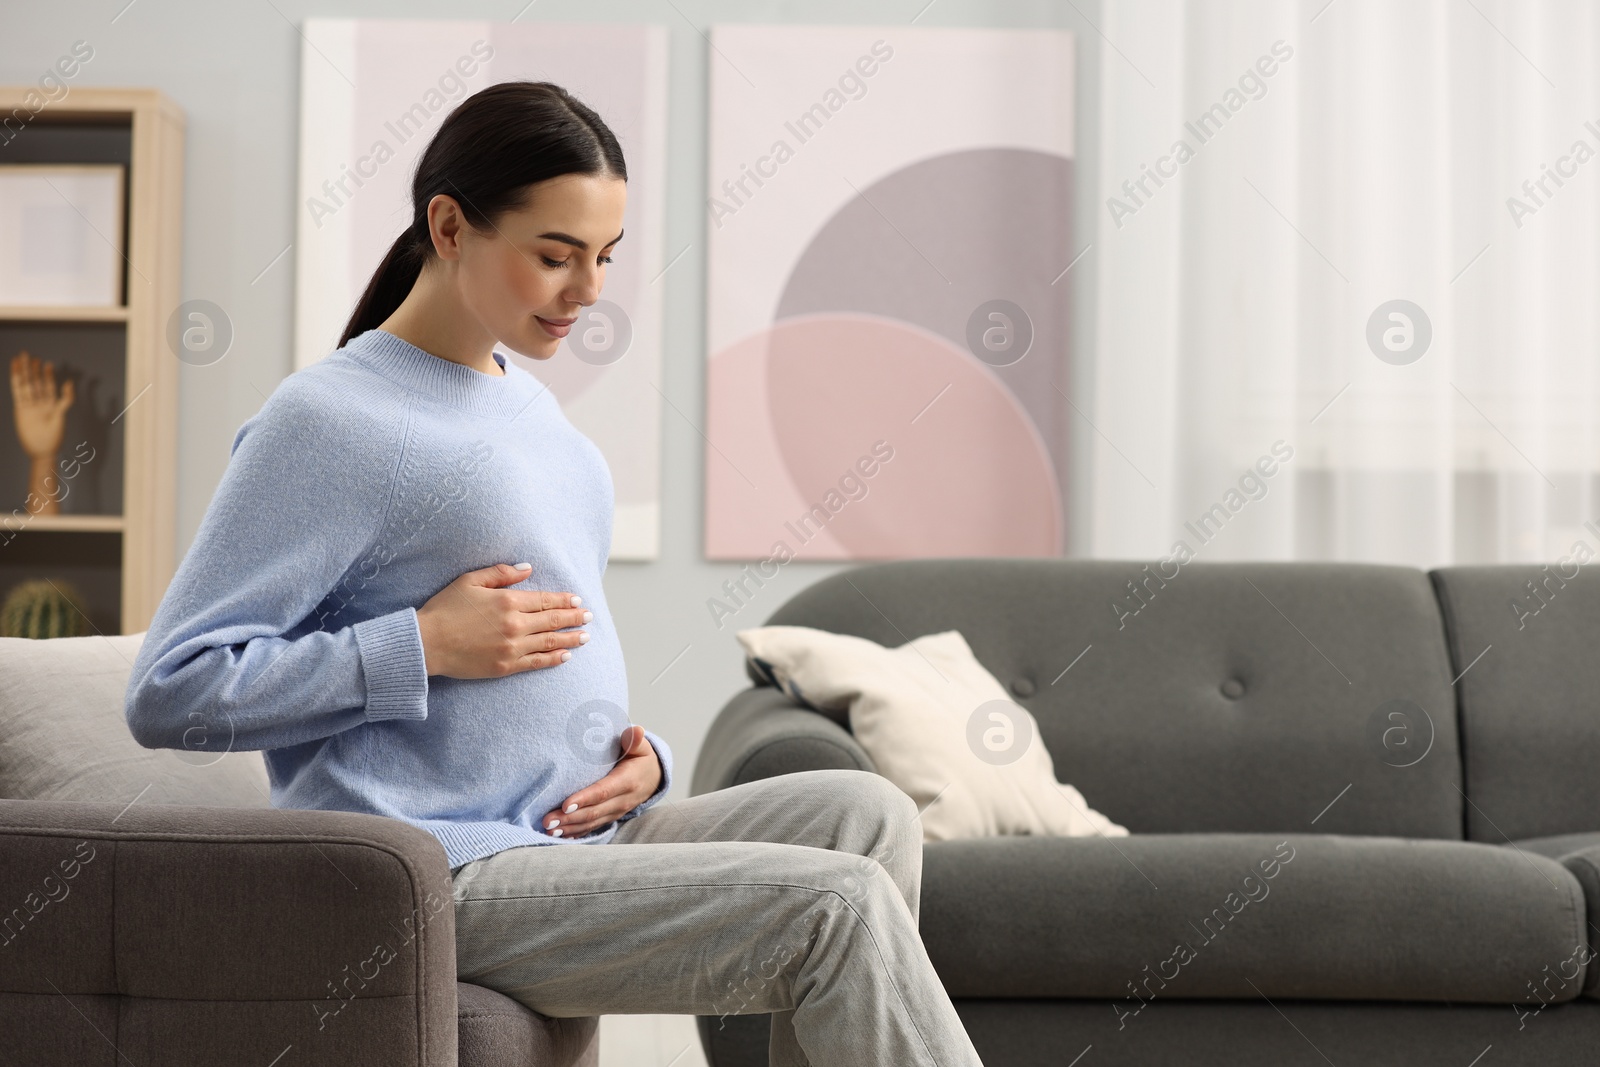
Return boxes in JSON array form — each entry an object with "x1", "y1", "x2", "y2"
[{"x1": 566, "y1": 274, "x2": 601, "y2": 305}]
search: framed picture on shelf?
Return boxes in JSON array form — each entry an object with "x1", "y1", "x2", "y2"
[{"x1": 0, "y1": 164, "x2": 126, "y2": 307}]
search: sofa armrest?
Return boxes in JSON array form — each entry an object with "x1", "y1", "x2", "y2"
[
  {"x1": 691, "y1": 684, "x2": 875, "y2": 796},
  {"x1": 0, "y1": 797, "x2": 457, "y2": 1066}
]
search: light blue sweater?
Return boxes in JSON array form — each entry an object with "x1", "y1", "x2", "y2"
[{"x1": 125, "y1": 328, "x2": 672, "y2": 869}]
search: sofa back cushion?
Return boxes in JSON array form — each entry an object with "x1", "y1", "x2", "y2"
[
  {"x1": 0, "y1": 633, "x2": 271, "y2": 808},
  {"x1": 1431, "y1": 563, "x2": 1600, "y2": 841},
  {"x1": 763, "y1": 559, "x2": 1462, "y2": 837}
]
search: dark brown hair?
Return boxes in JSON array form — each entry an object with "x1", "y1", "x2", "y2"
[{"x1": 338, "y1": 81, "x2": 627, "y2": 348}]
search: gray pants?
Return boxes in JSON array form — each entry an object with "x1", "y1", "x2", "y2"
[{"x1": 449, "y1": 768, "x2": 986, "y2": 1066}]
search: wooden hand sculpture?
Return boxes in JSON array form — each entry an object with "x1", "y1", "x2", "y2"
[{"x1": 9, "y1": 351, "x2": 75, "y2": 516}]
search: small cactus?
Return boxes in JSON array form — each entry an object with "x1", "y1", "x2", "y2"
[{"x1": 0, "y1": 579, "x2": 91, "y2": 639}]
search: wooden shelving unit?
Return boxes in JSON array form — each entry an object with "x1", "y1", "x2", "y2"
[
  {"x1": 0, "y1": 305, "x2": 131, "y2": 322},
  {"x1": 0, "y1": 88, "x2": 183, "y2": 635},
  {"x1": 14, "y1": 515, "x2": 127, "y2": 534}
]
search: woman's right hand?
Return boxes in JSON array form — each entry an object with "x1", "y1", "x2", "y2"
[{"x1": 415, "y1": 562, "x2": 592, "y2": 679}]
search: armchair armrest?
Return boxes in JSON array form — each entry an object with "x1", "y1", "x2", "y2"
[
  {"x1": 690, "y1": 684, "x2": 876, "y2": 796},
  {"x1": 0, "y1": 797, "x2": 457, "y2": 1067}
]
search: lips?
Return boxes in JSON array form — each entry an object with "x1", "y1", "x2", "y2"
[{"x1": 536, "y1": 315, "x2": 576, "y2": 338}]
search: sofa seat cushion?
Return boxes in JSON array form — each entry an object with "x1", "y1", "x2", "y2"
[
  {"x1": 456, "y1": 982, "x2": 598, "y2": 1067},
  {"x1": 1510, "y1": 833, "x2": 1600, "y2": 999},
  {"x1": 920, "y1": 833, "x2": 1585, "y2": 1005}
]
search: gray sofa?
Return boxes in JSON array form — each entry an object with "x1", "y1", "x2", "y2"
[
  {"x1": 692, "y1": 558, "x2": 1600, "y2": 1066},
  {"x1": 0, "y1": 631, "x2": 598, "y2": 1067}
]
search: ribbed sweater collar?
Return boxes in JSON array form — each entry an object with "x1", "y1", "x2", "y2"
[{"x1": 341, "y1": 328, "x2": 538, "y2": 419}]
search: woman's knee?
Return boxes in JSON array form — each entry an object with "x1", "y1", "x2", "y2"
[
  {"x1": 814, "y1": 770, "x2": 921, "y2": 868},
  {"x1": 859, "y1": 772, "x2": 921, "y2": 844},
  {"x1": 808, "y1": 769, "x2": 918, "y2": 822}
]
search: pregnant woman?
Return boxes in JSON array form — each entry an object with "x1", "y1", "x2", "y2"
[{"x1": 124, "y1": 81, "x2": 984, "y2": 1066}]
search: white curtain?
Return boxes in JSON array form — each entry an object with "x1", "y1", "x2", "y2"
[{"x1": 1091, "y1": 0, "x2": 1600, "y2": 566}]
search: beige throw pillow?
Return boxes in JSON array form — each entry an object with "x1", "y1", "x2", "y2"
[
  {"x1": 0, "y1": 632, "x2": 271, "y2": 808},
  {"x1": 736, "y1": 625, "x2": 1127, "y2": 841}
]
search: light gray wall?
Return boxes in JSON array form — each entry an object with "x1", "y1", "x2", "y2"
[{"x1": 2, "y1": 0, "x2": 1100, "y2": 788}]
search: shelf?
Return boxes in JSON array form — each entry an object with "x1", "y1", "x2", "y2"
[
  {"x1": 0, "y1": 305, "x2": 129, "y2": 323},
  {"x1": 0, "y1": 527, "x2": 123, "y2": 636},
  {"x1": 0, "y1": 86, "x2": 182, "y2": 634},
  {"x1": 2, "y1": 514, "x2": 126, "y2": 534}
]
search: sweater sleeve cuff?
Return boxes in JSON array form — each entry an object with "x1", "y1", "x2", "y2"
[
  {"x1": 621, "y1": 727, "x2": 673, "y2": 821},
  {"x1": 353, "y1": 607, "x2": 429, "y2": 721}
]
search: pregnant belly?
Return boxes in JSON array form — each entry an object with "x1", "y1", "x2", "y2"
[{"x1": 361, "y1": 639, "x2": 631, "y2": 821}]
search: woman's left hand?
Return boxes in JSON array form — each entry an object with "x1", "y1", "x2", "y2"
[{"x1": 541, "y1": 725, "x2": 661, "y2": 838}]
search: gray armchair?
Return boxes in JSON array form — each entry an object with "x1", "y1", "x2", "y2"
[{"x1": 0, "y1": 632, "x2": 598, "y2": 1067}]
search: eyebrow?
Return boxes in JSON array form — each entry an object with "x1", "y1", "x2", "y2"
[{"x1": 537, "y1": 229, "x2": 624, "y2": 252}]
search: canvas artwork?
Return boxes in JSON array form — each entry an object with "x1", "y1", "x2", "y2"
[
  {"x1": 294, "y1": 19, "x2": 668, "y2": 559},
  {"x1": 0, "y1": 164, "x2": 125, "y2": 307},
  {"x1": 704, "y1": 26, "x2": 1076, "y2": 561}
]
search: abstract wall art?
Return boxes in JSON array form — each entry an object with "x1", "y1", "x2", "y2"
[{"x1": 705, "y1": 26, "x2": 1077, "y2": 561}]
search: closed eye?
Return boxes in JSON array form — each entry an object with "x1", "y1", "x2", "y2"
[{"x1": 541, "y1": 255, "x2": 615, "y2": 269}]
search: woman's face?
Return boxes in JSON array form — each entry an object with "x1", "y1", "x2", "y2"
[{"x1": 448, "y1": 173, "x2": 627, "y2": 361}]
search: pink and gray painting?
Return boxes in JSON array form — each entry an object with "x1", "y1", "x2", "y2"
[{"x1": 707, "y1": 146, "x2": 1073, "y2": 560}]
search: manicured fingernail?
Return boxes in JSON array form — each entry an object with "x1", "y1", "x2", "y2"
[
  {"x1": 570, "y1": 594, "x2": 582, "y2": 606},
  {"x1": 560, "y1": 650, "x2": 572, "y2": 661},
  {"x1": 546, "y1": 818, "x2": 560, "y2": 829},
  {"x1": 578, "y1": 633, "x2": 590, "y2": 644},
  {"x1": 581, "y1": 610, "x2": 593, "y2": 622},
  {"x1": 551, "y1": 828, "x2": 563, "y2": 837},
  {"x1": 565, "y1": 803, "x2": 579, "y2": 814},
  {"x1": 513, "y1": 562, "x2": 532, "y2": 570}
]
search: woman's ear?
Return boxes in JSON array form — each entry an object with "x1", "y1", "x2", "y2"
[{"x1": 426, "y1": 193, "x2": 467, "y2": 261}]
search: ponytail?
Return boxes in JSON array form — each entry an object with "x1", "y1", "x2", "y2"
[
  {"x1": 336, "y1": 80, "x2": 628, "y2": 351},
  {"x1": 338, "y1": 230, "x2": 427, "y2": 349}
]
